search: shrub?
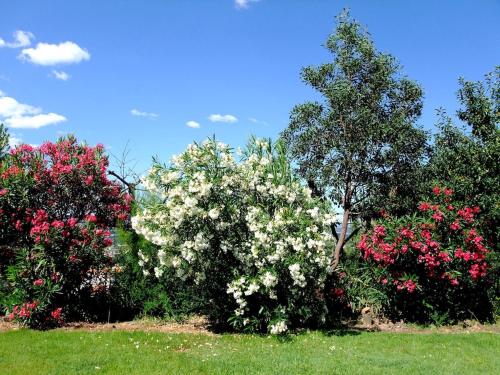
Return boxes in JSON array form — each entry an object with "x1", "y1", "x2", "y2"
[
  {"x1": 132, "y1": 138, "x2": 337, "y2": 333},
  {"x1": 356, "y1": 187, "x2": 494, "y2": 323},
  {"x1": 429, "y1": 68, "x2": 499, "y2": 250},
  {"x1": 109, "y1": 226, "x2": 203, "y2": 321},
  {"x1": 0, "y1": 137, "x2": 131, "y2": 328}
]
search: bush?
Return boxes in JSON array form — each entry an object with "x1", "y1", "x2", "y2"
[
  {"x1": 0, "y1": 137, "x2": 131, "y2": 328},
  {"x1": 356, "y1": 187, "x2": 494, "y2": 323},
  {"x1": 109, "y1": 226, "x2": 203, "y2": 321},
  {"x1": 429, "y1": 68, "x2": 499, "y2": 250},
  {"x1": 132, "y1": 137, "x2": 337, "y2": 333}
]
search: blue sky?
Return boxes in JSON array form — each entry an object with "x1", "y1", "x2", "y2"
[{"x1": 1, "y1": 0, "x2": 499, "y2": 173}]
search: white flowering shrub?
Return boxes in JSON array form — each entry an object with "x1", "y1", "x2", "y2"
[{"x1": 132, "y1": 137, "x2": 337, "y2": 333}]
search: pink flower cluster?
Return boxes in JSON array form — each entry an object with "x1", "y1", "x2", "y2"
[
  {"x1": 1, "y1": 136, "x2": 132, "y2": 328},
  {"x1": 358, "y1": 187, "x2": 490, "y2": 293},
  {"x1": 7, "y1": 301, "x2": 39, "y2": 320}
]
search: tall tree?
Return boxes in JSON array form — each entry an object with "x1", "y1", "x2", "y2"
[
  {"x1": 429, "y1": 67, "x2": 499, "y2": 248},
  {"x1": 280, "y1": 11, "x2": 428, "y2": 268}
]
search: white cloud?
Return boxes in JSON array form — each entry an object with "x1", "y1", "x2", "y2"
[
  {"x1": 0, "y1": 30, "x2": 34, "y2": 48},
  {"x1": 5, "y1": 113, "x2": 66, "y2": 129},
  {"x1": 235, "y1": 0, "x2": 260, "y2": 9},
  {"x1": 20, "y1": 41, "x2": 90, "y2": 66},
  {"x1": 52, "y1": 70, "x2": 70, "y2": 81},
  {"x1": 0, "y1": 94, "x2": 66, "y2": 129},
  {"x1": 186, "y1": 120, "x2": 200, "y2": 129},
  {"x1": 0, "y1": 96, "x2": 40, "y2": 118},
  {"x1": 249, "y1": 117, "x2": 267, "y2": 125},
  {"x1": 208, "y1": 114, "x2": 238, "y2": 123},
  {"x1": 131, "y1": 109, "x2": 158, "y2": 118},
  {"x1": 0, "y1": 89, "x2": 4, "y2": 96}
]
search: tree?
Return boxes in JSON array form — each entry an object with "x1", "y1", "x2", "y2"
[
  {"x1": 0, "y1": 124, "x2": 9, "y2": 160},
  {"x1": 429, "y1": 67, "x2": 499, "y2": 249},
  {"x1": 280, "y1": 11, "x2": 428, "y2": 268}
]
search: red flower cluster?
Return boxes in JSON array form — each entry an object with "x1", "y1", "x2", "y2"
[
  {"x1": 358, "y1": 187, "x2": 490, "y2": 294},
  {"x1": 394, "y1": 279, "x2": 417, "y2": 293},
  {"x1": 50, "y1": 307, "x2": 63, "y2": 322},
  {"x1": 7, "y1": 301, "x2": 39, "y2": 320},
  {"x1": 1, "y1": 136, "x2": 132, "y2": 328}
]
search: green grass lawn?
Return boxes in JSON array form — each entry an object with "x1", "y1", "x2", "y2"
[{"x1": 0, "y1": 329, "x2": 499, "y2": 375}]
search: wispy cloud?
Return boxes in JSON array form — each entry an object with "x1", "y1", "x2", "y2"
[
  {"x1": 208, "y1": 114, "x2": 238, "y2": 123},
  {"x1": 52, "y1": 70, "x2": 70, "y2": 81},
  {"x1": 186, "y1": 120, "x2": 200, "y2": 129},
  {"x1": 0, "y1": 91, "x2": 66, "y2": 129},
  {"x1": 5, "y1": 113, "x2": 66, "y2": 129},
  {"x1": 235, "y1": 0, "x2": 261, "y2": 9},
  {"x1": 248, "y1": 117, "x2": 267, "y2": 125},
  {"x1": 0, "y1": 30, "x2": 34, "y2": 49},
  {"x1": 20, "y1": 41, "x2": 90, "y2": 66},
  {"x1": 130, "y1": 108, "x2": 158, "y2": 118}
]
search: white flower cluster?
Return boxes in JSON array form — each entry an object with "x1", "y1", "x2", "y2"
[
  {"x1": 227, "y1": 277, "x2": 248, "y2": 316},
  {"x1": 132, "y1": 138, "x2": 337, "y2": 334},
  {"x1": 138, "y1": 250, "x2": 150, "y2": 276},
  {"x1": 288, "y1": 263, "x2": 307, "y2": 288},
  {"x1": 270, "y1": 321, "x2": 288, "y2": 335}
]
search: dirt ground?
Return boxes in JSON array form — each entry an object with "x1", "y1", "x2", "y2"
[
  {"x1": 1, "y1": 316, "x2": 499, "y2": 334},
  {"x1": 360, "y1": 320, "x2": 500, "y2": 334},
  {"x1": 0, "y1": 316, "x2": 211, "y2": 334}
]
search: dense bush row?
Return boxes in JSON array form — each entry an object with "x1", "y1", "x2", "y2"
[
  {"x1": 0, "y1": 13, "x2": 497, "y2": 332},
  {"x1": 0, "y1": 132, "x2": 497, "y2": 331}
]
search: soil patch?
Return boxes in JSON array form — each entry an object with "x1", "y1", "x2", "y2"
[{"x1": 1, "y1": 317, "x2": 498, "y2": 334}]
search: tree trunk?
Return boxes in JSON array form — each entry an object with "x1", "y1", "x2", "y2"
[{"x1": 332, "y1": 207, "x2": 350, "y2": 269}]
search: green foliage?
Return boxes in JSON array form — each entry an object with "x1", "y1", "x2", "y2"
[
  {"x1": 110, "y1": 226, "x2": 203, "y2": 321},
  {"x1": 334, "y1": 249, "x2": 389, "y2": 318},
  {"x1": 0, "y1": 124, "x2": 9, "y2": 160},
  {"x1": 280, "y1": 11, "x2": 428, "y2": 264},
  {"x1": 429, "y1": 67, "x2": 499, "y2": 250},
  {"x1": 0, "y1": 124, "x2": 11, "y2": 306}
]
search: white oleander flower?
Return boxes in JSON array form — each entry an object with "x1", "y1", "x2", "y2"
[
  {"x1": 244, "y1": 282, "x2": 260, "y2": 296},
  {"x1": 154, "y1": 267, "x2": 164, "y2": 278},
  {"x1": 289, "y1": 263, "x2": 306, "y2": 288},
  {"x1": 261, "y1": 272, "x2": 277, "y2": 288},
  {"x1": 208, "y1": 208, "x2": 220, "y2": 220},
  {"x1": 270, "y1": 321, "x2": 287, "y2": 335}
]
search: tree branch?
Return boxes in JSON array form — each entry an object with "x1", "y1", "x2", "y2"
[{"x1": 108, "y1": 170, "x2": 137, "y2": 198}]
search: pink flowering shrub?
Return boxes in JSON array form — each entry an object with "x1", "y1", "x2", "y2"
[
  {"x1": 0, "y1": 136, "x2": 131, "y2": 328},
  {"x1": 356, "y1": 186, "x2": 494, "y2": 323}
]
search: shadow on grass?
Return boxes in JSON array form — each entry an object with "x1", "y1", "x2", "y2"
[{"x1": 273, "y1": 324, "x2": 373, "y2": 342}]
